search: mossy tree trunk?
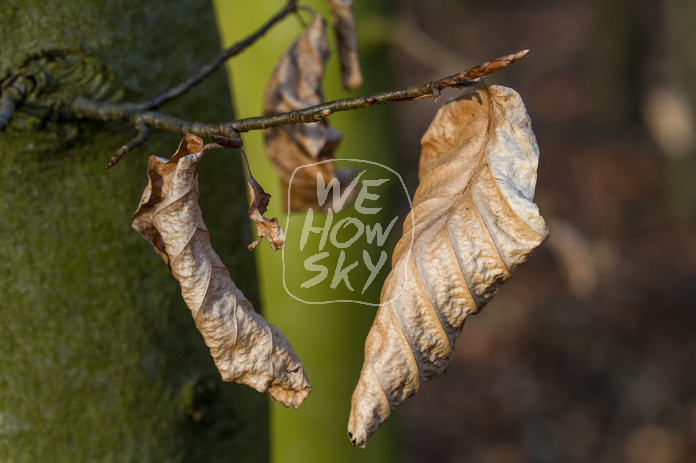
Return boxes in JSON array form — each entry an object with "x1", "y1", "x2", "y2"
[{"x1": 0, "y1": 1, "x2": 267, "y2": 461}]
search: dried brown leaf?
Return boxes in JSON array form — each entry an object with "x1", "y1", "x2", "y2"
[
  {"x1": 243, "y1": 151, "x2": 285, "y2": 251},
  {"x1": 132, "y1": 134, "x2": 311, "y2": 409},
  {"x1": 263, "y1": 13, "x2": 354, "y2": 212},
  {"x1": 347, "y1": 86, "x2": 549, "y2": 447},
  {"x1": 326, "y1": 0, "x2": 363, "y2": 90}
]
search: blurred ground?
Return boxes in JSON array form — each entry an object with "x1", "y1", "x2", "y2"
[{"x1": 376, "y1": 0, "x2": 696, "y2": 462}]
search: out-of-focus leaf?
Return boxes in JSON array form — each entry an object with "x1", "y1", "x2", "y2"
[
  {"x1": 132, "y1": 134, "x2": 310, "y2": 409},
  {"x1": 348, "y1": 85, "x2": 549, "y2": 447},
  {"x1": 545, "y1": 217, "x2": 598, "y2": 296},
  {"x1": 326, "y1": 0, "x2": 363, "y2": 90},
  {"x1": 263, "y1": 13, "x2": 354, "y2": 212},
  {"x1": 642, "y1": 85, "x2": 696, "y2": 158}
]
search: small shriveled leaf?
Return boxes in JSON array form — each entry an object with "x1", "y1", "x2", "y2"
[
  {"x1": 243, "y1": 151, "x2": 285, "y2": 251},
  {"x1": 348, "y1": 85, "x2": 549, "y2": 447},
  {"x1": 132, "y1": 134, "x2": 311, "y2": 409},
  {"x1": 263, "y1": 13, "x2": 354, "y2": 212},
  {"x1": 326, "y1": 0, "x2": 363, "y2": 90}
]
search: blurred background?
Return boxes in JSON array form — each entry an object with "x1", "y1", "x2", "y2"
[{"x1": 215, "y1": 0, "x2": 696, "y2": 462}]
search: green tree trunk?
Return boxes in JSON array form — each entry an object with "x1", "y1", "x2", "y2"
[{"x1": 0, "y1": 1, "x2": 267, "y2": 461}]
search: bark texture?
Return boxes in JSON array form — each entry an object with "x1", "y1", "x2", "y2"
[{"x1": 0, "y1": 1, "x2": 267, "y2": 462}]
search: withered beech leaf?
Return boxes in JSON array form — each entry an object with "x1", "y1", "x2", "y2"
[
  {"x1": 132, "y1": 134, "x2": 311, "y2": 409},
  {"x1": 263, "y1": 13, "x2": 354, "y2": 212},
  {"x1": 347, "y1": 86, "x2": 549, "y2": 447},
  {"x1": 242, "y1": 151, "x2": 285, "y2": 251},
  {"x1": 326, "y1": 0, "x2": 363, "y2": 90}
]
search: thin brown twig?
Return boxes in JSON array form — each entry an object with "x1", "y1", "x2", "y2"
[
  {"x1": 228, "y1": 50, "x2": 528, "y2": 132},
  {"x1": 68, "y1": 0, "x2": 298, "y2": 122},
  {"x1": 70, "y1": 50, "x2": 526, "y2": 168},
  {"x1": 137, "y1": 111, "x2": 243, "y2": 145},
  {"x1": 139, "y1": 0, "x2": 298, "y2": 111},
  {"x1": 105, "y1": 118, "x2": 149, "y2": 169},
  {"x1": 67, "y1": 0, "x2": 299, "y2": 168},
  {"x1": 2, "y1": 0, "x2": 527, "y2": 173}
]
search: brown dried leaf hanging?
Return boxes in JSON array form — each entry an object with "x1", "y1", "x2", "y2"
[
  {"x1": 326, "y1": 0, "x2": 363, "y2": 90},
  {"x1": 347, "y1": 86, "x2": 549, "y2": 447},
  {"x1": 263, "y1": 13, "x2": 354, "y2": 212},
  {"x1": 242, "y1": 150, "x2": 285, "y2": 251},
  {"x1": 132, "y1": 134, "x2": 311, "y2": 409}
]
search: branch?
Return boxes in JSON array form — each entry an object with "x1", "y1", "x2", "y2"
[
  {"x1": 2, "y1": 0, "x2": 296, "y2": 139},
  {"x1": 105, "y1": 118, "x2": 149, "y2": 170},
  {"x1": 1, "y1": 0, "x2": 527, "y2": 172},
  {"x1": 69, "y1": 0, "x2": 296, "y2": 168},
  {"x1": 75, "y1": 49, "x2": 527, "y2": 168},
  {"x1": 69, "y1": 0, "x2": 298, "y2": 122},
  {"x1": 138, "y1": 0, "x2": 298, "y2": 111},
  {"x1": 231, "y1": 50, "x2": 528, "y2": 132}
]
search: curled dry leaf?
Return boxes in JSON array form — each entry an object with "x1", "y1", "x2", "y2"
[
  {"x1": 243, "y1": 151, "x2": 285, "y2": 251},
  {"x1": 347, "y1": 86, "x2": 549, "y2": 447},
  {"x1": 132, "y1": 134, "x2": 311, "y2": 409},
  {"x1": 326, "y1": 0, "x2": 363, "y2": 90},
  {"x1": 263, "y1": 13, "x2": 354, "y2": 212}
]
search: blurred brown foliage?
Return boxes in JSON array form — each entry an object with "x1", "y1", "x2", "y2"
[{"x1": 384, "y1": 0, "x2": 696, "y2": 462}]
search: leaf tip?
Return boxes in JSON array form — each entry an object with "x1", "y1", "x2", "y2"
[
  {"x1": 267, "y1": 377, "x2": 312, "y2": 409},
  {"x1": 247, "y1": 238, "x2": 263, "y2": 251},
  {"x1": 347, "y1": 430, "x2": 367, "y2": 449}
]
